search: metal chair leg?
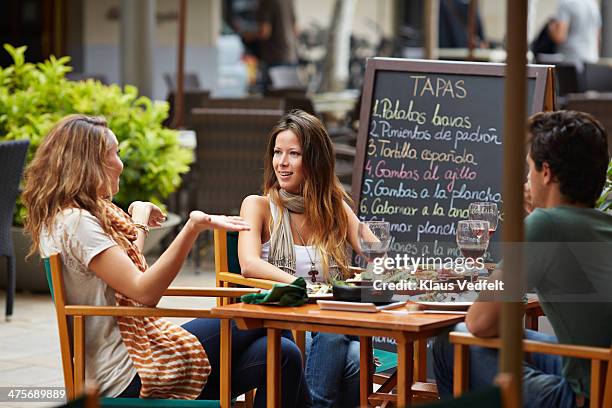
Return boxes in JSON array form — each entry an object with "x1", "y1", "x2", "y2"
[{"x1": 6, "y1": 255, "x2": 15, "y2": 321}]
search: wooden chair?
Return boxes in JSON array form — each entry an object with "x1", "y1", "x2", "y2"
[
  {"x1": 44, "y1": 253, "x2": 260, "y2": 406},
  {"x1": 214, "y1": 230, "x2": 277, "y2": 304},
  {"x1": 213, "y1": 229, "x2": 307, "y2": 356},
  {"x1": 450, "y1": 332, "x2": 612, "y2": 408},
  {"x1": 411, "y1": 374, "x2": 515, "y2": 407},
  {"x1": 55, "y1": 385, "x2": 99, "y2": 408},
  {"x1": 189, "y1": 103, "x2": 283, "y2": 216}
]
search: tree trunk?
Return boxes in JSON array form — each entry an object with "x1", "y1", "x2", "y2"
[{"x1": 319, "y1": 0, "x2": 356, "y2": 92}]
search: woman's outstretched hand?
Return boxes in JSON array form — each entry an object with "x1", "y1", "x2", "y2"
[
  {"x1": 189, "y1": 211, "x2": 251, "y2": 232},
  {"x1": 128, "y1": 201, "x2": 167, "y2": 227}
]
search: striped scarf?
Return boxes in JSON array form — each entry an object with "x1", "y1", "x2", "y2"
[{"x1": 103, "y1": 202, "x2": 210, "y2": 399}]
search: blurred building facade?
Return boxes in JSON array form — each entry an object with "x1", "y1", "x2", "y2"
[{"x1": 0, "y1": 0, "x2": 609, "y2": 101}]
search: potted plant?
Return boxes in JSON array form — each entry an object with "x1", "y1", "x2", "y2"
[
  {"x1": 597, "y1": 160, "x2": 612, "y2": 212},
  {"x1": 0, "y1": 45, "x2": 192, "y2": 291}
]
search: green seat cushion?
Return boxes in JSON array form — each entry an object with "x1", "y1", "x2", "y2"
[
  {"x1": 373, "y1": 348, "x2": 397, "y2": 374},
  {"x1": 226, "y1": 231, "x2": 241, "y2": 274},
  {"x1": 101, "y1": 398, "x2": 221, "y2": 407},
  {"x1": 43, "y1": 257, "x2": 54, "y2": 300},
  {"x1": 57, "y1": 394, "x2": 225, "y2": 407}
]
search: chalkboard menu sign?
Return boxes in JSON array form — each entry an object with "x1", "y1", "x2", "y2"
[{"x1": 352, "y1": 58, "x2": 553, "y2": 259}]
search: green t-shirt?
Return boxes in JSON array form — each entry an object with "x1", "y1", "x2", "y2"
[{"x1": 524, "y1": 206, "x2": 612, "y2": 396}]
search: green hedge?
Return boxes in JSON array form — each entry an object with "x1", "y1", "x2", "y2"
[{"x1": 0, "y1": 45, "x2": 193, "y2": 224}]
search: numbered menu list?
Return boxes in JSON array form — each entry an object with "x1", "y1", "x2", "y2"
[{"x1": 358, "y1": 70, "x2": 508, "y2": 258}]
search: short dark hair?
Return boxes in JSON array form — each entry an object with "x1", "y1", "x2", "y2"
[{"x1": 528, "y1": 110, "x2": 609, "y2": 207}]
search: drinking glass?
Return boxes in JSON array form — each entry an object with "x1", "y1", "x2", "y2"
[
  {"x1": 358, "y1": 221, "x2": 391, "y2": 278},
  {"x1": 468, "y1": 202, "x2": 499, "y2": 237},
  {"x1": 456, "y1": 220, "x2": 490, "y2": 281}
]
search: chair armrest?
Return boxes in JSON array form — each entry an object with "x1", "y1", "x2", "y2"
[
  {"x1": 217, "y1": 271, "x2": 277, "y2": 289},
  {"x1": 164, "y1": 287, "x2": 261, "y2": 297},
  {"x1": 450, "y1": 332, "x2": 610, "y2": 360},
  {"x1": 64, "y1": 305, "x2": 216, "y2": 319}
]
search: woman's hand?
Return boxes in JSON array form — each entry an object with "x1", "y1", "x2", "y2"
[
  {"x1": 189, "y1": 210, "x2": 250, "y2": 232},
  {"x1": 128, "y1": 201, "x2": 166, "y2": 227}
]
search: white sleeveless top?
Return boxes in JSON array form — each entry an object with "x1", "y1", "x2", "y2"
[{"x1": 260, "y1": 200, "x2": 325, "y2": 283}]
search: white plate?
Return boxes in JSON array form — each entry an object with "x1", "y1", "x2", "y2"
[
  {"x1": 308, "y1": 293, "x2": 334, "y2": 300},
  {"x1": 317, "y1": 300, "x2": 407, "y2": 313},
  {"x1": 413, "y1": 301, "x2": 473, "y2": 311}
]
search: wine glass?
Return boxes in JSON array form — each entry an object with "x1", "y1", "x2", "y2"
[
  {"x1": 456, "y1": 220, "x2": 490, "y2": 281},
  {"x1": 468, "y1": 202, "x2": 499, "y2": 237},
  {"x1": 358, "y1": 221, "x2": 391, "y2": 279}
]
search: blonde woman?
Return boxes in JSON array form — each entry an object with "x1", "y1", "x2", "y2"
[
  {"x1": 23, "y1": 114, "x2": 311, "y2": 406},
  {"x1": 239, "y1": 110, "x2": 362, "y2": 407}
]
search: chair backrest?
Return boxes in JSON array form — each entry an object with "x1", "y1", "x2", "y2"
[
  {"x1": 190, "y1": 100, "x2": 283, "y2": 214},
  {"x1": 604, "y1": 346, "x2": 612, "y2": 407},
  {"x1": 564, "y1": 95, "x2": 612, "y2": 156},
  {"x1": 214, "y1": 230, "x2": 241, "y2": 275},
  {"x1": 419, "y1": 385, "x2": 504, "y2": 407},
  {"x1": 165, "y1": 90, "x2": 211, "y2": 128},
  {"x1": 585, "y1": 63, "x2": 612, "y2": 92},
  {"x1": 0, "y1": 139, "x2": 29, "y2": 256},
  {"x1": 163, "y1": 72, "x2": 201, "y2": 92},
  {"x1": 554, "y1": 63, "x2": 584, "y2": 96},
  {"x1": 44, "y1": 254, "x2": 77, "y2": 400},
  {"x1": 264, "y1": 89, "x2": 320, "y2": 118}
]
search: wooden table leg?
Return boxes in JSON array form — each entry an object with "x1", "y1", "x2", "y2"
[
  {"x1": 293, "y1": 330, "x2": 306, "y2": 363},
  {"x1": 220, "y1": 319, "x2": 232, "y2": 408},
  {"x1": 359, "y1": 336, "x2": 373, "y2": 407},
  {"x1": 414, "y1": 339, "x2": 428, "y2": 382},
  {"x1": 397, "y1": 337, "x2": 414, "y2": 407},
  {"x1": 267, "y1": 328, "x2": 281, "y2": 408}
]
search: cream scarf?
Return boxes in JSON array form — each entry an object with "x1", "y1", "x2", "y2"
[{"x1": 268, "y1": 189, "x2": 339, "y2": 279}]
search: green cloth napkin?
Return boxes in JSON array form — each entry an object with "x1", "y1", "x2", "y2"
[{"x1": 241, "y1": 277, "x2": 308, "y2": 306}]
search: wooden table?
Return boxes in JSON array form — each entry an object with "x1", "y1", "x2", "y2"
[{"x1": 212, "y1": 303, "x2": 465, "y2": 408}]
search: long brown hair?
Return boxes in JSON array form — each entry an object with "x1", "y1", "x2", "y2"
[
  {"x1": 263, "y1": 110, "x2": 353, "y2": 278},
  {"x1": 23, "y1": 114, "x2": 129, "y2": 256}
]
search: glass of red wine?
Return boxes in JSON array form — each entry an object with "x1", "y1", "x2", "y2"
[
  {"x1": 456, "y1": 220, "x2": 490, "y2": 282},
  {"x1": 468, "y1": 202, "x2": 499, "y2": 237}
]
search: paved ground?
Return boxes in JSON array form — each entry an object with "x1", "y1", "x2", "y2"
[{"x1": 0, "y1": 253, "x2": 218, "y2": 408}]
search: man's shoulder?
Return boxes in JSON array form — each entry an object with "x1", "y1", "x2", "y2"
[
  {"x1": 525, "y1": 208, "x2": 557, "y2": 241},
  {"x1": 526, "y1": 206, "x2": 612, "y2": 241}
]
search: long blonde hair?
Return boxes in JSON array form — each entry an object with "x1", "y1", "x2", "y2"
[
  {"x1": 263, "y1": 110, "x2": 353, "y2": 279},
  {"x1": 23, "y1": 114, "x2": 130, "y2": 256}
]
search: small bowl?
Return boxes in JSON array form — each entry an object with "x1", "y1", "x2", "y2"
[{"x1": 332, "y1": 283, "x2": 394, "y2": 304}]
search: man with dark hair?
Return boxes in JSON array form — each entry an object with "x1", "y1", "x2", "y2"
[{"x1": 433, "y1": 111, "x2": 612, "y2": 408}]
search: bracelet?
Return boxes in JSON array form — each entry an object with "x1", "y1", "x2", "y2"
[{"x1": 133, "y1": 223, "x2": 150, "y2": 237}]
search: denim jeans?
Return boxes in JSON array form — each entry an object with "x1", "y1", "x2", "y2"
[
  {"x1": 119, "y1": 318, "x2": 312, "y2": 408},
  {"x1": 305, "y1": 332, "x2": 360, "y2": 408},
  {"x1": 433, "y1": 323, "x2": 577, "y2": 408}
]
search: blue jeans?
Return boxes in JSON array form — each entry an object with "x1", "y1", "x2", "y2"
[
  {"x1": 119, "y1": 319, "x2": 311, "y2": 408},
  {"x1": 433, "y1": 323, "x2": 577, "y2": 408},
  {"x1": 305, "y1": 332, "x2": 360, "y2": 408}
]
